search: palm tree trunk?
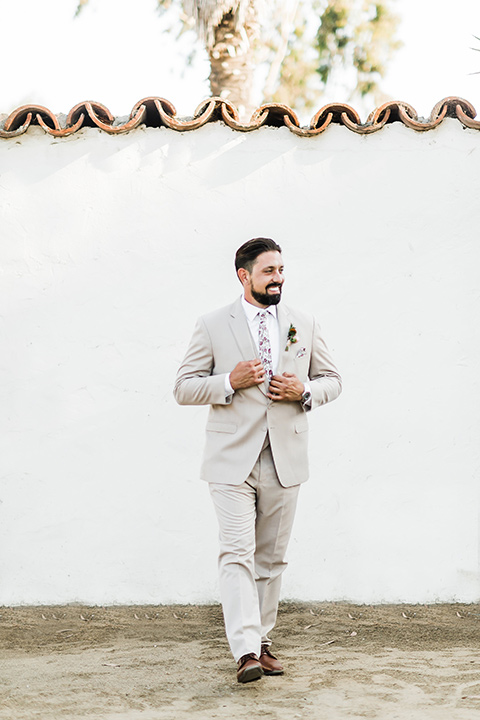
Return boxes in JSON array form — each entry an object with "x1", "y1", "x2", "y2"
[{"x1": 208, "y1": 4, "x2": 258, "y2": 117}]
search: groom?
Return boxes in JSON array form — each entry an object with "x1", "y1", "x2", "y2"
[{"x1": 174, "y1": 238, "x2": 342, "y2": 682}]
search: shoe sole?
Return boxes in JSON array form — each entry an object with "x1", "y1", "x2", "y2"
[
  {"x1": 237, "y1": 665, "x2": 263, "y2": 683},
  {"x1": 263, "y1": 669, "x2": 284, "y2": 675}
]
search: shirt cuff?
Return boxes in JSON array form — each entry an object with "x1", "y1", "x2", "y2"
[{"x1": 224, "y1": 373, "x2": 235, "y2": 397}]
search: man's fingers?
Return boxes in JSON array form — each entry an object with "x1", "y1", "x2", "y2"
[
  {"x1": 271, "y1": 374, "x2": 291, "y2": 385},
  {"x1": 253, "y1": 362, "x2": 265, "y2": 384},
  {"x1": 230, "y1": 359, "x2": 267, "y2": 389}
]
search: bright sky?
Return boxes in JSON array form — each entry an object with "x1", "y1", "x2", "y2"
[{"x1": 2, "y1": 0, "x2": 480, "y2": 122}]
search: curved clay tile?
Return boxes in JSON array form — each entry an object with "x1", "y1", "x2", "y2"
[{"x1": 0, "y1": 97, "x2": 479, "y2": 139}]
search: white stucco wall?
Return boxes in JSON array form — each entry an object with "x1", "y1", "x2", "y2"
[{"x1": 1, "y1": 120, "x2": 479, "y2": 605}]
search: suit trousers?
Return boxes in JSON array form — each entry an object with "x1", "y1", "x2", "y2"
[{"x1": 209, "y1": 438, "x2": 300, "y2": 662}]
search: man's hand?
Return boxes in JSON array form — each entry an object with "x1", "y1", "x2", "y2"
[
  {"x1": 230, "y1": 359, "x2": 265, "y2": 390},
  {"x1": 267, "y1": 372, "x2": 304, "y2": 402}
]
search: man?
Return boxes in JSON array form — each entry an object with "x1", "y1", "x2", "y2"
[{"x1": 174, "y1": 238, "x2": 342, "y2": 683}]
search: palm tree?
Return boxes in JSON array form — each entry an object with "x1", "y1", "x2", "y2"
[{"x1": 77, "y1": 0, "x2": 400, "y2": 117}]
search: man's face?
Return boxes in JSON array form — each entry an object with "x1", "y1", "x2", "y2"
[{"x1": 240, "y1": 251, "x2": 285, "y2": 308}]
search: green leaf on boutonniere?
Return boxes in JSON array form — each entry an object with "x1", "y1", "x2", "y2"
[{"x1": 285, "y1": 324, "x2": 298, "y2": 350}]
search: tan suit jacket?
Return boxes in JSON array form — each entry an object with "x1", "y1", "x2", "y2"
[{"x1": 174, "y1": 297, "x2": 342, "y2": 487}]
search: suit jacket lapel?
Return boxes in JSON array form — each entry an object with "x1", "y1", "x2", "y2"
[{"x1": 229, "y1": 296, "x2": 257, "y2": 361}]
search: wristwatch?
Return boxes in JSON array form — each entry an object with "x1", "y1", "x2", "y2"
[{"x1": 300, "y1": 389, "x2": 312, "y2": 408}]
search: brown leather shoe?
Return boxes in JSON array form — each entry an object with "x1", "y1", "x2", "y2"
[
  {"x1": 236, "y1": 653, "x2": 263, "y2": 683},
  {"x1": 259, "y1": 644, "x2": 284, "y2": 675}
]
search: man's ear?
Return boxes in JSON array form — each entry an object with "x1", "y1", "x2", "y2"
[{"x1": 237, "y1": 268, "x2": 249, "y2": 286}]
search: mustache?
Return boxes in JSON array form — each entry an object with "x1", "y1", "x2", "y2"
[{"x1": 266, "y1": 283, "x2": 283, "y2": 289}]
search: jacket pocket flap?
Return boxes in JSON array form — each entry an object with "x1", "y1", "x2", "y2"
[
  {"x1": 295, "y1": 418, "x2": 308, "y2": 433},
  {"x1": 206, "y1": 422, "x2": 237, "y2": 434}
]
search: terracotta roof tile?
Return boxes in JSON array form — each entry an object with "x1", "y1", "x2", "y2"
[{"x1": 0, "y1": 97, "x2": 478, "y2": 139}]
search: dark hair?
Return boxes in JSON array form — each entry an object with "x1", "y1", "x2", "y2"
[{"x1": 235, "y1": 237, "x2": 282, "y2": 272}]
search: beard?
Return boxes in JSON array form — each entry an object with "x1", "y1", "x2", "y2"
[{"x1": 250, "y1": 281, "x2": 283, "y2": 306}]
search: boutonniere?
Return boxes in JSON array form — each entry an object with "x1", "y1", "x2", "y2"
[{"x1": 285, "y1": 324, "x2": 298, "y2": 351}]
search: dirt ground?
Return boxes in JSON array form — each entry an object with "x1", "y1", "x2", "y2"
[{"x1": 1, "y1": 602, "x2": 480, "y2": 720}]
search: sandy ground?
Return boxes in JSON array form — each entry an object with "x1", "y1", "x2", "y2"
[{"x1": 1, "y1": 602, "x2": 480, "y2": 720}]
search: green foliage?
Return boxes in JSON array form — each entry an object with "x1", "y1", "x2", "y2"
[
  {"x1": 314, "y1": 0, "x2": 401, "y2": 98},
  {"x1": 263, "y1": 0, "x2": 401, "y2": 112}
]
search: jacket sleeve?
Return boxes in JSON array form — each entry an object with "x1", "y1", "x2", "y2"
[
  {"x1": 174, "y1": 317, "x2": 232, "y2": 406},
  {"x1": 307, "y1": 318, "x2": 342, "y2": 411}
]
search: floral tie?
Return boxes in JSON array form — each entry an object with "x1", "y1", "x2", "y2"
[{"x1": 258, "y1": 310, "x2": 273, "y2": 383}]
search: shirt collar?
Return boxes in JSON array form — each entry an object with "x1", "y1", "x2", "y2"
[{"x1": 241, "y1": 295, "x2": 278, "y2": 322}]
